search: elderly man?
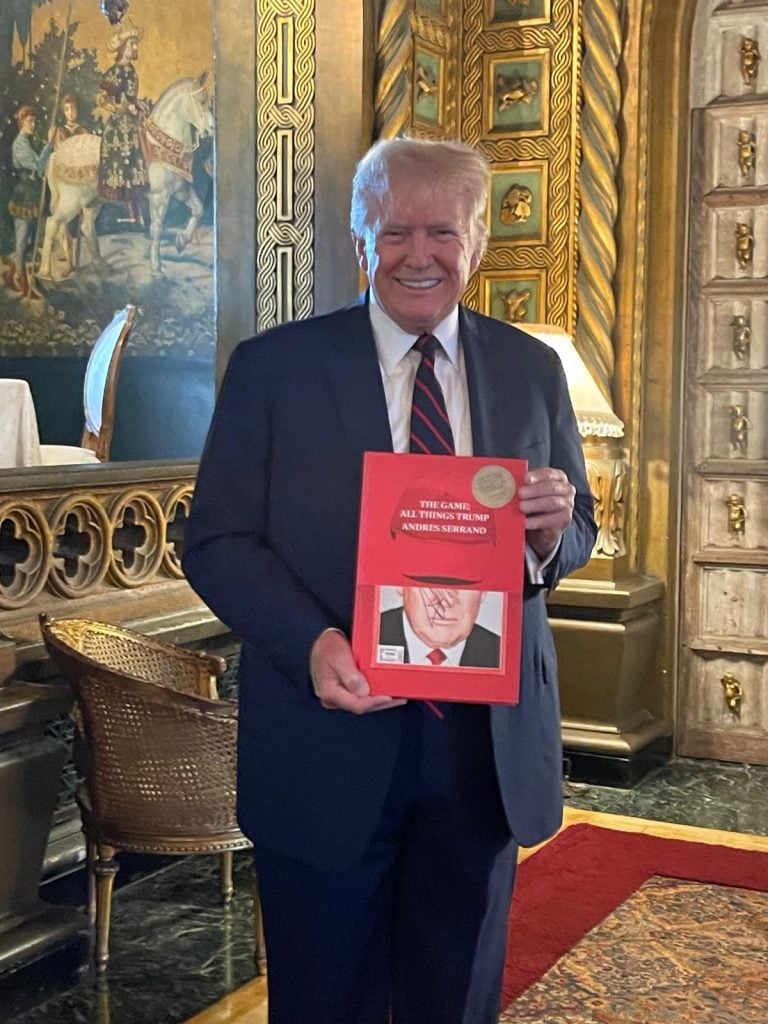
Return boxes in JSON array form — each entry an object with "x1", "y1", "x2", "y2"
[{"x1": 184, "y1": 137, "x2": 596, "y2": 1024}]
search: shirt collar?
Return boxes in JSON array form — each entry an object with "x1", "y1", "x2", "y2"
[{"x1": 368, "y1": 294, "x2": 460, "y2": 374}]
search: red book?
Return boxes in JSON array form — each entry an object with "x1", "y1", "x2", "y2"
[{"x1": 352, "y1": 452, "x2": 527, "y2": 703}]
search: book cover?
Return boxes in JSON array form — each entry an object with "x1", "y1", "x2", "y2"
[{"x1": 352, "y1": 452, "x2": 527, "y2": 703}]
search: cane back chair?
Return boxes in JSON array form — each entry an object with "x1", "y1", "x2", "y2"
[{"x1": 39, "y1": 613, "x2": 265, "y2": 973}]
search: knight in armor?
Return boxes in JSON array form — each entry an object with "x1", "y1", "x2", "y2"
[
  {"x1": 4, "y1": 105, "x2": 51, "y2": 299},
  {"x1": 97, "y1": 19, "x2": 149, "y2": 221}
]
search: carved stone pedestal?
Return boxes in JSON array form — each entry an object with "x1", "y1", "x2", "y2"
[
  {"x1": 0, "y1": 681, "x2": 88, "y2": 978},
  {"x1": 548, "y1": 571, "x2": 671, "y2": 787}
]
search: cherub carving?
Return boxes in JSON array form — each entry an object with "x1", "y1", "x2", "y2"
[
  {"x1": 740, "y1": 37, "x2": 761, "y2": 87},
  {"x1": 729, "y1": 314, "x2": 751, "y2": 361},
  {"x1": 725, "y1": 493, "x2": 747, "y2": 535},
  {"x1": 502, "y1": 287, "x2": 532, "y2": 323},
  {"x1": 496, "y1": 75, "x2": 539, "y2": 112},
  {"x1": 735, "y1": 222, "x2": 754, "y2": 268},
  {"x1": 499, "y1": 184, "x2": 533, "y2": 225},
  {"x1": 729, "y1": 405, "x2": 751, "y2": 455},
  {"x1": 737, "y1": 129, "x2": 756, "y2": 177}
]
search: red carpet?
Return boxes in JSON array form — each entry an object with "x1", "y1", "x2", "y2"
[{"x1": 502, "y1": 822, "x2": 768, "y2": 1004}]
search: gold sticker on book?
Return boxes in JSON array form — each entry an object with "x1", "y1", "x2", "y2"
[{"x1": 472, "y1": 466, "x2": 516, "y2": 508}]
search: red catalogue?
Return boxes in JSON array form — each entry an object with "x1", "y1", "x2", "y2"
[{"x1": 351, "y1": 452, "x2": 527, "y2": 703}]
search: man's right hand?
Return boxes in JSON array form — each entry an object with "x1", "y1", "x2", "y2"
[{"x1": 310, "y1": 630, "x2": 407, "y2": 715}]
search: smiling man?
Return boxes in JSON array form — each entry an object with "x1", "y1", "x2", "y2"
[{"x1": 184, "y1": 137, "x2": 596, "y2": 1024}]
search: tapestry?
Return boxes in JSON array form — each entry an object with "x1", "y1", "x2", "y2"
[{"x1": 0, "y1": 0, "x2": 214, "y2": 359}]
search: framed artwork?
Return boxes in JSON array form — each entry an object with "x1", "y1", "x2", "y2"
[
  {"x1": 416, "y1": 0, "x2": 448, "y2": 16},
  {"x1": 488, "y1": 161, "x2": 548, "y2": 245},
  {"x1": 481, "y1": 269, "x2": 545, "y2": 325},
  {"x1": 485, "y1": 0, "x2": 551, "y2": 30},
  {"x1": 413, "y1": 43, "x2": 445, "y2": 129},
  {"x1": 484, "y1": 49, "x2": 550, "y2": 137}
]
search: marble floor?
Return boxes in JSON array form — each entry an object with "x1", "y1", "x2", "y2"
[{"x1": 5, "y1": 756, "x2": 768, "y2": 1024}]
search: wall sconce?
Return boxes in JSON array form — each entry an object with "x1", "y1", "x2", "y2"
[{"x1": 518, "y1": 324, "x2": 629, "y2": 575}]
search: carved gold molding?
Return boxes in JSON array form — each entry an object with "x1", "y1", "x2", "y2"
[
  {"x1": 375, "y1": 0, "x2": 413, "y2": 139},
  {"x1": 459, "y1": 0, "x2": 581, "y2": 331},
  {"x1": 575, "y1": 0, "x2": 623, "y2": 403},
  {"x1": 256, "y1": 1, "x2": 316, "y2": 330},
  {"x1": 0, "y1": 480, "x2": 195, "y2": 612}
]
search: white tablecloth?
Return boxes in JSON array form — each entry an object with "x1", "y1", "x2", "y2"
[{"x1": 0, "y1": 379, "x2": 42, "y2": 468}]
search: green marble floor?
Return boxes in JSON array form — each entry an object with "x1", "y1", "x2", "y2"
[{"x1": 5, "y1": 756, "x2": 768, "y2": 1024}]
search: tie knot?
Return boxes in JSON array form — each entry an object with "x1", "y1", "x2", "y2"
[
  {"x1": 415, "y1": 333, "x2": 440, "y2": 358},
  {"x1": 426, "y1": 648, "x2": 447, "y2": 666}
]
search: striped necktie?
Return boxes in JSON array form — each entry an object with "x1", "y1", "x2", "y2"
[{"x1": 409, "y1": 334, "x2": 456, "y2": 455}]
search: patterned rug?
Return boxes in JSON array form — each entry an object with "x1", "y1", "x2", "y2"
[{"x1": 501, "y1": 822, "x2": 768, "y2": 1023}]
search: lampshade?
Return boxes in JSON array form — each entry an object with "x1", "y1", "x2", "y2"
[{"x1": 517, "y1": 324, "x2": 624, "y2": 439}]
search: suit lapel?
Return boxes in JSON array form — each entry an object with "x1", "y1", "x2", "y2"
[
  {"x1": 324, "y1": 303, "x2": 393, "y2": 457},
  {"x1": 460, "y1": 306, "x2": 532, "y2": 457}
]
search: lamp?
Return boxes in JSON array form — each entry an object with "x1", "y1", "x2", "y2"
[{"x1": 517, "y1": 323, "x2": 629, "y2": 574}]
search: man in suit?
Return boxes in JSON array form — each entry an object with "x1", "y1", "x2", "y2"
[
  {"x1": 183, "y1": 137, "x2": 596, "y2": 1024},
  {"x1": 379, "y1": 585, "x2": 501, "y2": 668}
]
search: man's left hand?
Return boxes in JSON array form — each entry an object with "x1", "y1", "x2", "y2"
[{"x1": 518, "y1": 467, "x2": 575, "y2": 560}]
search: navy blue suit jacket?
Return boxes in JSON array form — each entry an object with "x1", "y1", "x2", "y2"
[{"x1": 183, "y1": 301, "x2": 596, "y2": 871}]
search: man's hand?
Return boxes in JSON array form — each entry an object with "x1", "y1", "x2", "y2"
[
  {"x1": 310, "y1": 630, "x2": 407, "y2": 715},
  {"x1": 518, "y1": 467, "x2": 575, "y2": 560}
]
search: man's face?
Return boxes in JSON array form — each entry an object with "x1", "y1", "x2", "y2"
[
  {"x1": 21, "y1": 115, "x2": 36, "y2": 136},
  {"x1": 63, "y1": 101, "x2": 78, "y2": 123},
  {"x1": 398, "y1": 586, "x2": 484, "y2": 650},
  {"x1": 355, "y1": 179, "x2": 483, "y2": 335}
]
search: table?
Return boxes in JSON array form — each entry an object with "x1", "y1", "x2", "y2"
[{"x1": 0, "y1": 379, "x2": 42, "y2": 469}]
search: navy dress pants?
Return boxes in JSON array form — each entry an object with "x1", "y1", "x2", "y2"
[{"x1": 252, "y1": 702, "x2": 519, "y2": 1024}]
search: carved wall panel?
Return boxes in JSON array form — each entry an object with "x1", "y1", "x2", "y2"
[
  {"x1": 680, "y1": 0, "x2": 768, "y2": 765},
  {"x1": 698, "y1": 566, "x2": 768, "y2": 642},
  {"x1": 700, "y1": 297, "x2": 768, "y2": 372},
  {"x1": 693, "y1": 477, "x2": 768, "y2": 552},
  {"x1": 703, "y1": 202, "x2": 768, "y2": 280},
  {"x1": 697, "y1": 387, "x2": 768, "y2": 462},
  {"x1": 0, "y1": 479, "x2": 195, "y2": 612},
  {"x1": 459, "y1": 0, "x2": 581, "y2": 334},
  {"x1": 255, "y1": 0, "x2": 316, "y2": 331},
  {"x1": 702, "y1": 105, "x2": 768, "y2": 189},
  {"x1": 683, "y1": 653, "x2": 768, "y2": 757}
]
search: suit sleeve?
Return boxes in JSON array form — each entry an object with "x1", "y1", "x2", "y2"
[
  {"x1": 182, "y1": 341, "x2": 335, "y2": 682},
  {"x1": 539, "y1": 347, "x2": 597, "y2": 588}
]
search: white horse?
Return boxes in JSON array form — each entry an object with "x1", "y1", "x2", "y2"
[
  {"x1": 144, "y1": 71, "x2": 213, "y2": 274},
  {"x1": 38, "y1": 71, "x2": 213, "y2": 280},
  {"x1": 39, "y1": 133, "x2": 103, "y2": 281}
]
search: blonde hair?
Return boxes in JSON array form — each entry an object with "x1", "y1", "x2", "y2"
[{"x1": 350, "y1": 137, "x2": 490, "y2": 252}]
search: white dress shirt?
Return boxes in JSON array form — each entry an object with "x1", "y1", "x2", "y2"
[
  {"x1": 400, "y1": 610, "x2": 467, "y2": 667},
  {"x1": 368, "y1": 295, "x2": 554, "y2": 582}
]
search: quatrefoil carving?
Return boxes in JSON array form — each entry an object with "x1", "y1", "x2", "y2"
[
  {"x1": 49, "y1": 498, "x2": 112, "y2": 598},
  {"x1": 0, "y1": 502, "x2": 51, "y2": 609}
]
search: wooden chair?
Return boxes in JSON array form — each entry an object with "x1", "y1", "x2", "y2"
[
  {"x1": 40, "y1": 304, "x2": 136, "y2": 465},
  {"x1": 39, "y1": 613, "x2": 266, "y2": 973}
]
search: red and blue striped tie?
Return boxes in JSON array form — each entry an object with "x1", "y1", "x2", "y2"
[{"x1": 409, "y1": 334, "x2": 455, "y2": 455}]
